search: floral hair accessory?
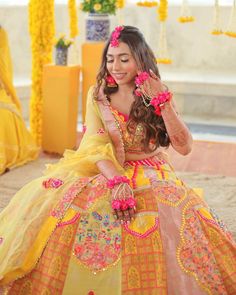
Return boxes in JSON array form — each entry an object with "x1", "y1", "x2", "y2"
[
  {"x1": 135, "y1": 71, "x2": 150, "y2": 87},
  {"x1": 150, "y1": 91, "x2": 173, "y2": 116},
  {"x1": 110, "y1": 26, "x2": 124, "y2": 47}
]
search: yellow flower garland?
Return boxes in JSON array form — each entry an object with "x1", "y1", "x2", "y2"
[
  {"x1": 225, "y1": 0, "x2": 236, "y2": 38},
  {"x1": 156, "y1": 0, "x2": 172, "y2": 64},
  {"x1": 136, "y1": 1, "x2": 158, "y2": 8},
  {"x1": 178, "y1": 0, "x2": 195, "y2": 23},
  {"x1": 116, "y1": 0, "x2": 125, "y2": 9},
  {"x1": 157, "y1": 0, "x2": 167, "y2": 22},
  {"x1": 68, "y1": 0, "x2": 79, "y2": 38},
  {"x1": 211, "y1": 0, "x2": 223, "y2": 35},
  {"x1": 29, "y1": 0, "x2": 55, "y2": 145}
]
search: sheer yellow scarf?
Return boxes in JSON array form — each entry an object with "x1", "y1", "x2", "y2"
[{"x1": 0, "y1": 27, "x2": 22, "y2": 112}]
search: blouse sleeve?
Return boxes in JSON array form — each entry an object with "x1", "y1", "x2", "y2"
[{"x1": 44, "y1": 86, "x2": 124, "y2": 177}]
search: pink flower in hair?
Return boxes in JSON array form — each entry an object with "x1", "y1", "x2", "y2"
[{"x1": 110, "y1": 26, "x2": 124, "y2": 47}]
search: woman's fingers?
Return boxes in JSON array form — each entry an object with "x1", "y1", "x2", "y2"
[{"x1": 149, "y1": 68, "x2": 159, "y2": 81}]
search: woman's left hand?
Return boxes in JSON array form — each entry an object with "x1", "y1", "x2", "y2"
[{"x1": 136, "y1": 69, "x2": 166, "y2": 98}]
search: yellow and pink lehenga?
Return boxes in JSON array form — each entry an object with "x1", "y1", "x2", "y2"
[
  {"x1": 0, "y1": 27, "x2": 39, "y2": 174},
  {"x1": 0, "y1": 87, "x2": 235, "y2": 295}
]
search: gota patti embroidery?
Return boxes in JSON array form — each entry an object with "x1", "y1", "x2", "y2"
[
  {"x1": 51, "y1": 177, "x2": 91, "y2": 219},
  {"x1": 177, "y1": 201, "x2": 229, "y2": 295},
  {"x1": 109, "y1": 105, "x2": 146, "y2": 154}
]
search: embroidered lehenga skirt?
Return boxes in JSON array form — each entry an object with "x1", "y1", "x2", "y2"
[{"x1": 1, "y1": 157, "x2": 235, "y2": 295}]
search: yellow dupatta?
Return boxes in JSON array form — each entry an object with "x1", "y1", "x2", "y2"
[
  {"x1": 0, "y1": 86, "x2": 124, "y2": 285},
  {"x1": 0, "y1": 27, "x2": 22, "y2": 112}
]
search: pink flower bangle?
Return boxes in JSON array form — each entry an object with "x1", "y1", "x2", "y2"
[
  {"x1": 150, "y1": 91, "x2": 173, "y2": 116},
  {"x1": 112, "y1": 197, "x2": 136, "y2": 211},
  {"x1": 107, "y1": 175, "x2": 130, "y2": 189}
]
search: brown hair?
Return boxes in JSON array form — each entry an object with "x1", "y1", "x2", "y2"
[{"x1": 95, "y1": 25, "x2": 170, "y2": 152}]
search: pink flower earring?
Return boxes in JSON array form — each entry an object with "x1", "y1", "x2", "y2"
[{"x1": 106, "y1": 75, "x2": 117, "y2": 88}]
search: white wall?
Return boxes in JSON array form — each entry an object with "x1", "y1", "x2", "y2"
[
  {"x1": 1, "y1": 4, "x2": 236, "y2": 79},
  {"x1": 0, "y1": 3, "x2": 236, "y2": 121}
]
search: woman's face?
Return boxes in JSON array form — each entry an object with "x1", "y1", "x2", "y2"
[{"x1": 106, "y1": 41, "x2": 138, "y2": 86}]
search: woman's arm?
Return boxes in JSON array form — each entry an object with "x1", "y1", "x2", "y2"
[
  {"x1": 161, "y1": 101, "x2": 193, "y2": 155},
  {"x1": 96, "y1": 159, "x2": 122, "y2": 179}
]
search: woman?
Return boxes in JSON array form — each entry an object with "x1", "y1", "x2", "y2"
[
  {"x1": 0, "y1": 26, "x2": 39, "y2": 175},
  {"x1": 0, "y1": 26, "x2": 235, "y2": 294}
]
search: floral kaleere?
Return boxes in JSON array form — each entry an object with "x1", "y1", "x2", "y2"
[
  {"x1": 178, "y1": 0, "x2": 195, "y2": 23},
  {"x1": 80, "y1": 0, "x2": 117, "y2": 14},
  {"x1": 134, "y1": 71, "x2": 173, "y2": 115},
  {"x1": 225, "y1": 0, "x2": 236, "y2": 38},
  {"x1": 137, "y1": 0, "x2": 158, "y2": 8},
  {"x1": 28, "y1": 0, "x2": 55, "y2": 145},
  {"x1": 211, "y1": 0, "x2": 223, "y2": 35},
  {"x1": 156, "y1": 0, "x2": 172, "y2": 64},
  {"x1": 68, "y1": 0, "x2": 79, "y2": 38}
]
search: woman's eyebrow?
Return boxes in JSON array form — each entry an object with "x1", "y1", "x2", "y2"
[{"x1": 106, "y1": 53, "x2": 130, "y2": 57}]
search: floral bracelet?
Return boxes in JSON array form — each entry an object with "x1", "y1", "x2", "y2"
[
  {"x1": 150, "y1": 91, "x2": 173, "y2": 116},
  {"x1": 111, "y1": 197, "x2": 136, "y2": 211},
  {"x1": 106, "y1": 175, "x2": 130, "y2": 189}
]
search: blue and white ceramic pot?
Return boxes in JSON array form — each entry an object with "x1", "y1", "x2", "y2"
[
  {"x1": 55, "y1": 47, "x2": 68, "y2": 66},
  {"x1": 85, "y1": 13, "x2": 110, "y2": 42}
]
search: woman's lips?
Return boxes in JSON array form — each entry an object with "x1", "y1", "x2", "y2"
[{"x1": 112, "y1": 73, "x2": 126, "y2": 80}]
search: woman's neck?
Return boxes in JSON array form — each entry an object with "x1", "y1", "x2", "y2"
[{"x1": 117, "y1": 83, "x2": 135, "y2": 98}]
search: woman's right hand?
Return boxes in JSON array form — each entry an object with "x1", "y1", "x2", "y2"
[{"x1": 111, "y1": 183, "x2": 136, "y2": 224}]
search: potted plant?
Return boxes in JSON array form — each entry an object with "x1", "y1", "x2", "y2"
[
  {"x1": 80, "y1": 0, "x2": 117, "y2": 41},
  {"x1": 54, "y1": 35, "x2": 73, "y2": 66}
]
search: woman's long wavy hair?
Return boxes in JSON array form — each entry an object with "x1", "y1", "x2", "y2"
[{"x1": 95, "y1": 25, "x2": 170, "y2": 153}]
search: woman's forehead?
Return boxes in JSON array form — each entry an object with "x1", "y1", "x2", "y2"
[{"x1": 107, "y1": 42, "x2": 131, "y2": 56}]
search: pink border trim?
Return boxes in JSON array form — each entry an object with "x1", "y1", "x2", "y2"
[
  {"x1": 58, "y1": 212, "x2": 81, "y2": 227},
  {"x1": 97, "y1": 100, "x2": 125, "y2": 166}
]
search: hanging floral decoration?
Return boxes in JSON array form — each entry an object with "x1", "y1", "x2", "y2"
[
  {"x1": 116, "y1": 0, "x2": 125, "y2": 25},
  {"x1": 225, "y1": 0, "x2": 236, "y2": 38},
  {"x1": 68, "y1": 0, "x2": 79, "y2": 38},
  {"x1": 178, "y1": 0, "x2": 195, "y2": 23},
  {"x1": 156, "y1": 0, "x2": 172, "y2": 64},
  {"x1": 116, "y1": 0, "x2": 125, "y2": 9},
  {"x1": 29, "y1": 0, "x2": 55, "y2": 145},
  {"x1": 137, "y1": 0, "x2": 158, "y2": 7},
  {"x1": 211, "y1": 0, "x2": 223, "y2": 35}
]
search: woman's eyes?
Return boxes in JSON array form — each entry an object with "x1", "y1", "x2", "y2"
[{"x1": 106, "y1": 59, "x2": 129, "y2": 63}]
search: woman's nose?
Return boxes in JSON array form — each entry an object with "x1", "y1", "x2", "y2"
[{"x1": 112, "y1": 59, "x2": 121, "y2": 71}]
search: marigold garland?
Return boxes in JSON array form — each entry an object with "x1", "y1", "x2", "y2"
[
  {"x1": 225, "y1": 0, "x2": 236, "y2": 38},
  {"x1": 29, "y1": 0, "x2": 55, "y2": 145},
  {"x1": 157, "y1": 0, "x2": 167, "y2": 22},
  {"x1": 116, "y1": 0, "x2": 125, "y2": 9},
  {"x1": 68, "y1": 0, "x2": 79, "y2": 38},
  {"x1": 136, "y1": 1, "x2": 158, "y2": 7},
  {"x1": 178, "y1": 0, "x2": 195, "y2": 23},
  {"x1": 211, "y1": 0, "x2": 223, "y2": 35},
  {"x1": 116, "y1": 0, "x2": 125, "y2": 24},
  {"x1": 156, "y1": 0, "x2": 172, "y2": 64}
]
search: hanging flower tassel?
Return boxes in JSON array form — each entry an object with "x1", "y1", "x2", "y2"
[
  {"x1": 68, "y1": 0, "x2": 79, "y2": 39},
  {"x1": 116, "y1": 0, "x2": 125, "y2": 25},
  {"x1": 29, "y1": 0, "x2": 55, "y2": 145},
  {"x1": 211, "y1": 0, "x2": 223, "y2": 35},
  {"x1": 225, "y1": 0, "x2": 236, "y2": 38},
  {"x1": 178, "y1": 0, "x2": 195, "y2": 23},
  {"x1": 156, "y1": 1, "x2": 172, "y2": 64}
]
